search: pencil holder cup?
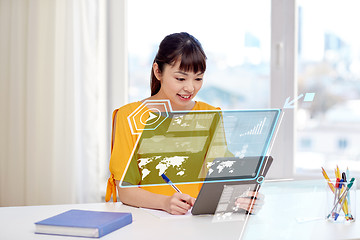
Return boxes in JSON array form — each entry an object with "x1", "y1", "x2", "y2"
[{"x1": 325, "y1": 179, "x2": 356, "y2": 223}]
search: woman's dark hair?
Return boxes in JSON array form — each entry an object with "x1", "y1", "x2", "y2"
[{"x1": 150, "y1": 32, "x2": 207, "y2": 96}]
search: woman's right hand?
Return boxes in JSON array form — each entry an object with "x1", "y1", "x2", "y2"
[{"x1": 163, "y1": 192, "x2": 195, "y2": 215}]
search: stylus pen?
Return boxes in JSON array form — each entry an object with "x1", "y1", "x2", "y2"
[{"x1": 161, "y1": 173, "x2": 182, "y2": 194}]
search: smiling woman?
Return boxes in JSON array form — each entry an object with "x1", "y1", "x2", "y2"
[
  {"x1": 149, "y1": 33, "x2": 206, "y2": 105},
  {"x1": 150, "y1": 33, "x2": 206, "y2": 91},
  {"x1": 148, "y1": 60, "x2": 204, "y2": 110},
  {"x1": 150, "y1": 60, "x2": 204, "y2": 111},
  {"x1": 146, "y1": 33, "x2": 207, "y2": 111},
  {"x1": 105, "y1": 32, "x2": 221, "y2": 215}
]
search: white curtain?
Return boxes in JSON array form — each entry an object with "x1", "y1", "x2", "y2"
[{"x1": 0, "y1": 0, "x2": 113, "y2": 206}]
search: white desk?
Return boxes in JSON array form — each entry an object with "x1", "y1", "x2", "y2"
[
  {"x1": 0, "y1": 202, "x2": 246, "y2": 240},
  {"x1": 0, "y1": 180, "x2": 359, "y2": 240}
]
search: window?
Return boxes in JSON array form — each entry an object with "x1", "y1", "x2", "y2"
[
  {"x1": 128, "y1": 0, "x2": 271, "y2": 109},
  {"x1": 126, "y1": 0, "x2": 296, "y2": 179},
  {"x1": 123, "y1": 0, "x2": 359, "y2": 179},
  {"x1": 296, "y1": 0, "x2": 360, "y2": 173}
]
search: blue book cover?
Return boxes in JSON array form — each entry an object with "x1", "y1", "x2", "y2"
[{"x1": 35, "y1": 209, "x2": 132, "y2": 238}]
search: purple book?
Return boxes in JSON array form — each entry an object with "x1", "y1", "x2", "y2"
[{"x1": 35, "y1": 209, "x2": 132, "y2": 238}]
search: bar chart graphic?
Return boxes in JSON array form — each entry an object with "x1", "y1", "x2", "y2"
[{"x1": 239, "y1": 117, "x2": 267, "y2": 137}]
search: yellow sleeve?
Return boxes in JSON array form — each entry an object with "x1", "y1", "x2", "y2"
[
  {"x1": 110, "y1": 106, "x2": 141, "y2": 181},
  {"x1": 106, "y1": 102, "x2": 142, "y2": 202}
]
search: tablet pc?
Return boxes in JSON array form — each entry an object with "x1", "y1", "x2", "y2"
[{"x1": 191, "y1": 156, "x2": 273, "y2": 215}]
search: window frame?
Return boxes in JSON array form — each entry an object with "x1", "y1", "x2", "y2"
[{"x1": 269, "y1": 0, "x2": 297, "y2": 179}]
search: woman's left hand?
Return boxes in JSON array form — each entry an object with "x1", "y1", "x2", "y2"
[{"x1": 234, "y1": 190, "x2": 264, "y2": 214}]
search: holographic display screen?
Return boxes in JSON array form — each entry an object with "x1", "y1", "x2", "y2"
[{"x1": 120, "y1": 109, "x2": 280, "y2": 187}]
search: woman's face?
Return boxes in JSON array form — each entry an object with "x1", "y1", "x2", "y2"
[{"x1": 153, "y1": 60, "x2": 204, "y2": 111}]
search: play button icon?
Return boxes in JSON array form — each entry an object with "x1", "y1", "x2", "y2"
[
  {"x1": 148, "y1": 112, "x2": 158, "y2": 122},
  {"x1": 140, "y1": 108, "x2": 161, "y2": 126}
]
